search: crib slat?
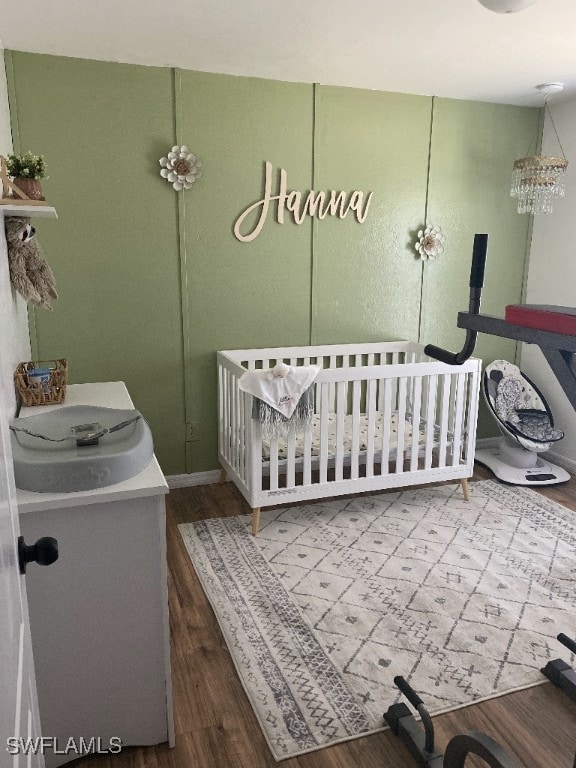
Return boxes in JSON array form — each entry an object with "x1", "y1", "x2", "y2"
[
  {"x1": 465, "y1": 369, "x2": 480, "y2": 466},
  {"x1": 249, "y1": 417, "x2": 263, "y2": 498},
  {"x1": 366, "y1": 378, "x2": 377, "y2": 478},
  {"x1": 303, "y1": 414, "x2": 312, "y2": 486},
  {"x1": 286, "y1": 430, "x2": 296, "y2": 487},
  {"x1": 218, "y1": 364, "x2": 224, "y2": 457},
  {"x1": 319, "y1": 381, "x2": 330, "y2": 484},
  {"x1": 221, "y1": 368, "x2": 227, "y2": 461},
  {"x1": 230, "y1": 372, "x2": 236, "y2": 471},
  {"x1": 229, "y1": 370, "x2": 234, "y2": 466},
  {"x1": 228, "y1": 371, "x2": 236, "y2": 469},
  {"x1": 380, "y1": 378, "x2": 392, "y2": 475},
  {"x1": 351, "y1": 379, "x2": 361, "y2": 479},
  {"x1": 304, "y1": 357, "x2": 316, "y2": 485},
  {"x1": 231, "y1": 372, "x2": 238, "y2": 472},
  {"x1": 315, "y1": 371, "x2": 322, "y2": 415},
  {"x1": 234, "y1": 373, "x2": 240, "y2": 473},
  {"x1": 235, "y1": 374, "x2": 241, "y2": 474},
  {"x1": 328, "y1": 355, "x2": 337, "y2": 414},
  {"x1": 424, "y1": 375, "x2": 438, "y2": 470},
  {"x1": 395, "y1": 377, "x2": 408, "y2": 473},
  {"x1": 239, "y1": 391, "x2": 246, "y2": 481},
  {"x1": 438, "y1": 374, "x2": 452, "y2": 468},
  {"x1": 410, "y1": 376, "x2": 422, "y2": 472},
  {"x1": 269, "y1": 437, "x2": 279, "y2": 491},
  {"x1": 236, "y1": 378, "x2": 242, "y2": 475},
  {"x1": 448, "y1": 369, "x2": 457, "y2": 437},
  {"x1": 408, "y1": 356, "x2": 418, "y2": 416},
  {"x1": 335, "y1": 381, "x2": 345, "y2": 481},
  {"x1": 225, "y1": 369, "x2": 231, "y2": 464},
  {"x1": 451, "y1": 373, "x2": 466, "y2": 467},
  {"x1": 342, "y1": 357, "x2": 351, "y2": 415},
  {"x1": 234, "y1": 379, "x2": 240, "y2": 475}
]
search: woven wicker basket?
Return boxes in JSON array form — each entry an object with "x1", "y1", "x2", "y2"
[{"x1": 14, "y1": 359, "x2": 68, "y2": 406}]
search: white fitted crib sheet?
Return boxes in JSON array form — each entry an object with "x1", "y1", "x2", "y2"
[{"x1": 262, "y1": 411, "x2": 429, "y2": 461}]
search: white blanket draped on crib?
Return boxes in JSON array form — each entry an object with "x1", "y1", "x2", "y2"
[{"x1": 238, "y1": 363, "x2": 321, "y2": 437}]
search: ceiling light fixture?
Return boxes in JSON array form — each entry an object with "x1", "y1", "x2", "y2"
[
  {"x1": 510, "y1": 83, "x2": 568, "y2": 215},
  {"x1": 477, "y1": 0, "x2": 538, "y2": 12}
]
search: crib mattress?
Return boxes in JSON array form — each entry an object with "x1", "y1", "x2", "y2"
[{"x1": 262, "y1": 411, "x2": 428, "y2": 461}]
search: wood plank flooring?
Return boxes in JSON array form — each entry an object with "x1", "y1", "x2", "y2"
[{"x1": 78, "y1": 466, "x2": 576, "y2": 768}]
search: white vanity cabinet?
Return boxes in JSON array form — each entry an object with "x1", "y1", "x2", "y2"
[{"x1": 16, "y1": 382, "x2": 174, "y2": 767}]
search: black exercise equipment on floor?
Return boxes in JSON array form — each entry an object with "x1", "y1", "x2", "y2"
[
  {"x1": 384, "y1": 676, "x2": 523, "y2": 767},
  {"x1": 541, "y1": 633, "x2": 576, "y2": 703}
]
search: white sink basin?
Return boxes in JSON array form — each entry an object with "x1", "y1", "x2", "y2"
[{"x1": 10, "y1": 405, "x2": 154, "y2": 493}]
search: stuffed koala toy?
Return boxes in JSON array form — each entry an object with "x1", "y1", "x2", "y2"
[{"x1": 5, "y1": 217, "x2": 58, "y2": 310}]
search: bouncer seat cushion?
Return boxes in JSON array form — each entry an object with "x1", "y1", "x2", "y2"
[
  {"x1": 494, "y1": 375, "x2": 524, "y2": 423},
  {"x1": 506, "y1": 408, "x2": 563, "y2": 444},
  {"x1": 484, "y1": 360, "x2": 564, "y2": 449}
]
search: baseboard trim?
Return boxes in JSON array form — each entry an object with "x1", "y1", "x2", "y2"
[
  {"x1": 167, "y1": 470, "x2": 223, "y2": 489},
  {"x1": 546, "y1": 450, "x2": 576, "y2": 475}
]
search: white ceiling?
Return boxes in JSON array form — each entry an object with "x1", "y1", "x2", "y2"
[{"x1": 1, "y1": 0, "x2": 575, "y2": 105}]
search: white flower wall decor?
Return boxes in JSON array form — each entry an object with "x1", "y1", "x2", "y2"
[
  {"x1": 415, "y1": 225, "x2": 445, "y2": 260},
  {"x1": 159, "y1": 145, "x2": 203, "y2": 191}
]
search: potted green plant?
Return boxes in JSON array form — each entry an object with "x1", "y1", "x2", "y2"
[{"x1": 6, "y1": 151, "x2": 47, "y2": 200}]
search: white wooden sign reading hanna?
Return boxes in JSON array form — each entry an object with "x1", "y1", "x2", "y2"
[{"x1": 233, "y1": 161, "x2": 373, "y2": 242}]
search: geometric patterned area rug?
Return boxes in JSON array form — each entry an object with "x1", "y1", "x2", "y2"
[{"x1": 179, "y1": 480, "x2": 576, "y2": 761}]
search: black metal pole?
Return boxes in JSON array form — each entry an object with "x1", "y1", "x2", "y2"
[{"x1": 424, "y1": 233, "x2": 488, "y2": 365}]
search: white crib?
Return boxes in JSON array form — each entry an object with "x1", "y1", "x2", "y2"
[{"x1": 217, "y1": 341, "x2": 481, "y2": 534}]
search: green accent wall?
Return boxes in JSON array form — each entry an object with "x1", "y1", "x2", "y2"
[
  {"x1": 312, "y1": 86, "x2": 432, "y2": 345},
  {"x1": 176, "y1": 70, "x2": 314, "y2": 471},
  {"x1": 6, "y1": 51, "x2": 540, "y2": 474},
  {"x1": 6, "y1": 51, "x2": 186, "y2": 473}
]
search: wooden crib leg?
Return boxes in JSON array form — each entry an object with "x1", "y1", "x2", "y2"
[
  {"x1": 219, "y1": 468, "x2": 227, "y2": 483},
  {"x1": 460, "y1": 478, "x2": 470, "y2": 502},
  {"x1": 251, "y1": 508, "x2": 261, "y2": 536}
]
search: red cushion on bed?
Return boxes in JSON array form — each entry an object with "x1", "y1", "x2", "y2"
[{"x1": 505, "y1": 305, "x2": 576, "y2": 336}]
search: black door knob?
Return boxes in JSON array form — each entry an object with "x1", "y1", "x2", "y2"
[{"x1": 18, "y1": 535, "x2": 59, "y2": 574}]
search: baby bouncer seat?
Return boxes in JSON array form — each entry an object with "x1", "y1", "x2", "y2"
[{"x1": 475, "y1": 359, "x2": 570, "y2": 485}]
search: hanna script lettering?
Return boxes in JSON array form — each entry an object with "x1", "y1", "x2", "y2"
[{"x1": 233, "y1": 161, "x2": 372, "y2": 243}]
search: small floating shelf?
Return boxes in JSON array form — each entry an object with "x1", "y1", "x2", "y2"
[{"x1": 0, "y1": 204, "x2": 58, "y2": 219}]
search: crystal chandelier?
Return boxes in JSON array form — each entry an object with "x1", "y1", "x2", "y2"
[{"x1": 510, "y1": 84, "x2": 568, "y2": 215}]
